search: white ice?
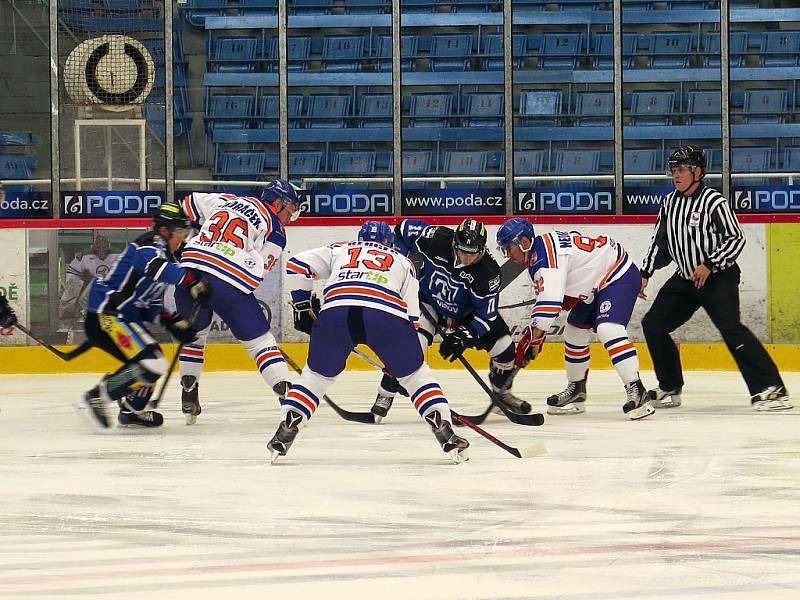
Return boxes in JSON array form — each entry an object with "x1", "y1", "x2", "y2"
[{"x1": 1, "y1": 369, "x2": 799, "y2": 600}]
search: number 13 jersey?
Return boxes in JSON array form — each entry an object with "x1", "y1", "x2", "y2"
[
  {"x1": 180, "y1": 192, "x2": 286, "y2": 293},
  {"x1": 287, "y1": 241, "x2": 421, "y2": 326}
]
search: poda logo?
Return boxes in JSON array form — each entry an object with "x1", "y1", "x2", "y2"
[
  {"x1": 599, "y1": 300, "x2": 612, "y2": 313},
  {"x1": 64, "y1": 195, "x2": 84, "y2": 214}
]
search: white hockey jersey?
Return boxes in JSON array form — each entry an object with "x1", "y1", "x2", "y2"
[
  {"x1": 180, "y1": 192, "x2": 286, "y2": 293},
  {"x1": 528, "y1": 230, "x2": 635, "y2": 331},
  {"x1": 60, "y1": 252, "x2": 121, "y2": 315},
  {"x1": 286, "y1": 240, "x2": 421, "y2": 327}
]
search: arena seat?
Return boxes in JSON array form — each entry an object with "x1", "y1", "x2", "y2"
[
  {"x1": 759, "y1": 31, "x2": 800, "y2": 67},
  {"x1": 376, "y1": 35, "x2": 418, "y2": 72},
  {"x1": 592, "y1": 32, "x2": 637, "y2": 70},
  {"x1": 402, "y1": 150, "x2": 433, "y2": 188},
  {"x1": 322, "y1": 35, "x2": 365, "y2": 72},
  {"x1": 306, "y1": 95, "x2": 351, "y2": 128},
  {"x1": 629, "y1": 90, "x2": 675, "y2": 126},
  {"x1": 462, "y1": 92, "x2": 503, "y2": 128},
  {"x1": 701, "y1": 31, "x2": 748, "y2": 68},
  {"x1": 742, "y1": 88, "x2": 788, "y2": 124},
  {"x1": 205, "y1": 94, "x2": 254, "y2": 132},
  {"x1": 539, "y1": 32, "x2": 583, "y2": 70},
  {"x1": 624, "y1": 148, "x2": 660, "y2": 174},
  {"x1": 553, "y1": 149, "x2": 601, "y2": 175},
  {"x1": 430, "y1": 34, "x2": 475, "y2": 72},
  {"x1": 481, "y1": 33, "x2": 527, "y2": 71},
  {"x1": 358, "y1": 94, "x2": 392, "y2": 128},
  {"x1": 214, "y1": 151, "x2": 266, "y2": 179},
  {"x1": 514, "y1": 150, "x2": 547, "y2": 176},
  {"x1": 333, "y1": 150, "x2": 377, "y2": 176},
  {"x1": 575, "y1": 91, "x2": 614, "y2": 126},
  {"x1": 236, "y1": 0, "x2": 277, "y2": 15},
  {"x1": 646, "y1": 32, "x2": 694, "y2": 69},
  {"x1": 209, "y1": 36, "x2": 258, "y2": 73},
  {"x1": 408, "y1": 93, "x2": 454, "y2": 127},
  {"x1": 519, "y1": 90, "x2": 561, "y2": 126},
  {"x1": 289, "y1": 151, "x2": 324, "y2": 176},
  {"x1": 732, "y1": 146, "x2": 772, "y2": 186},
  {"x1": 686, "y1": 89, "x2": 721, "y2": 125},
  {"x1": 289, "y1": 0, "x2": 333, "y2": 15}
]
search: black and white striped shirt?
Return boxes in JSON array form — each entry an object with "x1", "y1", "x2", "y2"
[{"x1": 640, "y1": 185, "x2": 746, "y2": 280}]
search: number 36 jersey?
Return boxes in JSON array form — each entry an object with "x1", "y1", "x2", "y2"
[
  {"x1": 286, "y1": 241, "x2": 421, "y2": 327},
  {"x1": 180, "y1": 192, "x2": 286, "y2": 293}
]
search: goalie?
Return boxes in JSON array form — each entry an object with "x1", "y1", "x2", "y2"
[{"x1": 496, "y1": 217, "x2": 655, "y2": 421}]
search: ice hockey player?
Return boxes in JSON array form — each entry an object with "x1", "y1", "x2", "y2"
[
  {"x1": 270, "y1": 220, "x2": 469, "y2": 464},
  {"x1": 369, "y1": 218, "x2": 529, "y2": 422},
  {"x1": 78, "y1": 204, "x2": 211, "y2": 429},
  {"x1": 496, "y1": 217, "x2": 655, "y2": 420},
  {"x1": 0, "y1": 294, "x2": 17, "y2": 329},
  {"x1": 174, "y1": 179, "x2": 301, "y2": 424}
]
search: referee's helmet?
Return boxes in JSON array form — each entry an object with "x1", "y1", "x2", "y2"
[{"x1": 668, "y1": 145, "x2": 706, "y2": 174}]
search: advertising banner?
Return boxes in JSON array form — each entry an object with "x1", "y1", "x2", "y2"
[
  {"x1": 60, "y1": 191, "x2": 164, "y2": 218},
  {"x1": 622, "y1": 185, "x2": 672, "y2": 214},
  {"x1": 401, "y1": 187, "x2": 505, "y2": 215},
  {"x1": 732, "y1": 186, "x2": 800, "y2": 213},
  {"x1": 514, "y1": 187, "x2": 614, "y2": 215},
  {"x1": 300, "y1": 189, "x2": 393, "y2": 216},
  {"x1": 0, "y1": 188, "x2": 52, "y2": 219},
  {"x1": 0, "y1": 229, "x2": 29, "y2": 346}
]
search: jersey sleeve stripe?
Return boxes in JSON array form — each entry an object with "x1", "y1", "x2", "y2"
[
  {"x1": 542, "y1": 233, "x2": 558, "y2": 268},
  {"x1": 181, "y1": 249, "x2": 261, "y2": 290},
  {"x1": 597, "y1": 251, "x2": 629, "y2": 289},
  {"x1": 286, "y1": 259, "x2": 313, "y2": 277},
  {"x1": 182, "y1": 194, "x2": 200, "y2": 224}
]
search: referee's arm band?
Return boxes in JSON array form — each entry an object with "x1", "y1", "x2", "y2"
[{"x1": 703, "y1": 259, "x2": 715, "y2": 270}]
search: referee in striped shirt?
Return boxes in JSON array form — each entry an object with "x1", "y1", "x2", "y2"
[{"x1": 639, "y1": 145, "x2": 790, "y2": 412}]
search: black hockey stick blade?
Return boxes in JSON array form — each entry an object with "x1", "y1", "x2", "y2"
[
  {"x1": 498, "y1": 298, "x2": 536, "y2": 310},
  {"x1": 279, "y1": 347, "x2": 377, "y2": 424},
  {"x1": 454, "y1": 402, "x2": 495, "y2": 425},
  {"x1": 452, "y1": 411, "x2": 546, "y2": 458},
  {"x1": 14, "y1": 323, "x2": 93, "y2": 361},
  {"x1": 499, "y1": 259, "x2": 526, "y2": 290}
]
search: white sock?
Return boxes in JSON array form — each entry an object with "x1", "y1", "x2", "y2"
[{"x1": 597, "y1": 322, "x2": 639, "y2": 385}]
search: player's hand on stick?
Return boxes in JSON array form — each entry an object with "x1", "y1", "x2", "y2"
[
  {"x1": 0, "y1": 295, "x2": 18, "y2": 328},
  {"x1": 183, "y1": 270, "x2": 212, "y2": 305},
  {"x1": 439, "y1": 325, "x2": 475, "y2": 362},
  {"x1": 292, "y1": 295, "x2": 321, "y2": 335},
  {"x1": 159, "y1": 311, "x2": 199, "y2": 344},
  {"x1": 515, "y1": 324, "x2": 545, "y2": 367}
]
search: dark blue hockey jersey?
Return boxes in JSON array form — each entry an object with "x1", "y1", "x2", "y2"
[
  {"x1": 87, "y1": 231, "x2": 187, "y2": 323},
  {"x1": 394, "y1": 219, "x2": 501, "y2": 337}
]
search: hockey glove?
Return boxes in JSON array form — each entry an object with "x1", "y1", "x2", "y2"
[
  {"x1": 292, "y1": 295, "x2": 321, "y2": 335},
  {"x1": 182, "y1": 270, "x2": 212, "y2": 305},
  {"x1": 515, "y1": 324, "x2": 545, "y2": 367},
  {"x1": 439, "y1": 325, "x2": 475, "y2": 362},
  {"x1": 0, "y1": 295, "x2": 17, "y2": 328},
  {"x1": 160, "y1": 311, "x2": 199, "y2": 344}
]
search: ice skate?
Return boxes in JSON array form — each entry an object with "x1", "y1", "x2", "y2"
[
  {"x1": 181, "y1": 375, "x2": 201, "y2": 425},
  {"x1": 77, "y1": 385, "x2": 112, "y2": 431},
  {"x1": 425, "y1": 411, "x2": 469, "y2": 464},
  {"x1": 268, "y1": 410, "x2": 303, "y2": 463},
  {"x1": 491, "y1": 388, "x2": 532, "y2": 415},
  {"x1": 646, "y1": 386, "x2": 682, "y2": 408},
  {"x1": 547, "y1": 379, "x2": 587, "y2": 415},
  {"x1": 370, "y1": 394, "x2": 394, "y2": 423},
  {"x1": 622, "y1": 379, "x2": 655, "y2": 420},
  {"x1": 117, "y1": 409, "x2": 164, "y2": 428},
  {"x1": 751, "y1": 385, "x2": 792, "y2": 412}
]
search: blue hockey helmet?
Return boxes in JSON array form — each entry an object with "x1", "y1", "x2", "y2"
[
  {"x1": 496, "y1": 218, "x2": 535, "y2": 255},
  {"x1": 358, "y1": 221, "x2": 394, "y2": 247},
  {"x1": 261, "y1": 178, "x2": 303, "y2": 221}
]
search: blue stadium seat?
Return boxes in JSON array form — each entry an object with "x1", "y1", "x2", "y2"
[
  {"x1": 783, "y1": 147, "x2": 800, "y2": 172},
  {"x1": 289, "y1": 0, "x2": 332, "y2": 15},
  {"x1": 447, "y1": 0, "x2": 497, "y2": 12},
  {"x1": 184, "y1": 0, "x2": 229, "y2": 28},
  {"x1": 256, "y1": 94, "x2": 303, "y2": 128},
  {"x1": 0, "y1": 132, "x2": 34, "y2": 147},
  {"x1": 322, "y1": 35, "x2": 365, "y2": 72},
  {"x1": 575, "y1": 91, "x2": 613, "y2": 126},
  {"x1": 629, "y1": 90, "x2": 675, "y2": 125},
  {"x1": 343, "y1": 0, "x2": 390, "y2": 13},
  {"x1": 443, "y1": 150, "x2": 487, "y2": 186},
  {"x1": 376, "y1": 35, "x2": 418, "y2": 72},
  {"x1": 519, "y1": 90, "x2": 561, "y2": 126},
  {"x1": 205, "y1": 94, "x2": 254, "y2": 132},
  {"x1": 409, "y1": 93, "x2": 454, "y2": 127},
  {"x1": 646, "y1": 32, "x2": 694, "y2": 69},
  {"x1": 333, "y1": 150, "x2": 377, "y2": 175},
  {"x1": 215, "y1": 151, "x2": 266, "y2": 179},
  {"x1": 554, "y1": 150, "x2": 600, "y2": 175},
  {"x1": 514, "y1": 150, "x2": 546, "y2": 176},
  {"x1": 237, "y1": 0, "x2": 277, "y2": 14},
  {"x1": 287, "y1": 36, "x2": 312, "y2": 72},
  {"x1": 732, "y1": 146, "x2": 772, "y2": 186},
  {"x1": 592, "y1": 32, "x2": 637, "y2": 70},
  {"x1": 0, "y1": 154, "x2": 36, "y2": 179},
  {"x1": 307, "y1": 95, "x2": 351, "y2": 128},
  {"x1": 539, "y1": 32, "x2": 583, "y2": 70},
  {"x1": 702, "y1": 31, "x2": 748, "y2": 68},
  {"x1": 759, "y1": 31, "x2": 800, "y2": 67},
  {"x1": 209, "y1": 37, "x2": 258, "y2": 73},
  {"x1": 430, "y1": 34, "x2": 474, "y2": 72},
  {"x1": 402, "y1": 150, "x2": 433, "y2": 185},
  {"x1": 481, "y1": 33, "x2": 527, "y2": 71},
  {"x1": 624, "y1": 148, "x2": 660, "y2": 174},
  {"x1": 289, "y1": 151, "x2": 324, "y2": 176},
  {"x1": 402, "y1": 0, "x2": 435, "y2": 12},
  {"x1": 358, "y1": 94, "x2": 392, "y2": 128},
  {"x1": 462, "y1": 92, "x2": 503, "y2": 128},
  {"x1": 743, "y1": 88, "x2": 788, "y2": 124},
  {"x1": 686, "y1": 89, "x2": 721, "y2": 124}
]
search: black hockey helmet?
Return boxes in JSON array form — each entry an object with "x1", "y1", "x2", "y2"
[
  {"x1": 668, "y1": 145, "x2": 706, "y2": 173},
  {"x1": 152, "y1": 203, "x2": 190, "y2": 231},
  {"x1": 453, "y1": 218, "x2": 487, "y2": 255}
]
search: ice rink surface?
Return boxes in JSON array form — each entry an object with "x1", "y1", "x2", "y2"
[{"x1": 1, "y1": 368, "x2": 799, "y2": 600}]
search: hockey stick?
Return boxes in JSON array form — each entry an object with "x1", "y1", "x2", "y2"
[
  {"x1": 451, "y1": 411, "x2": 546, "y2": 458},
  {"x1": 420, "y1": 305, "x2": 544, "y2": 427},
  {"x1": 149, "y1": 303, "x2": 203, "y2": 410},
  {"x1": 499, "y1": 298, "x2": 536, "y2": 310},
  {"x1": 13, "y1": 323, "x2": 93, "y2": 361},
  {"x1": 352, "y1": 348, "x2": 544, "y2": 457},
  {"x1": 279, "y1": 348, "x2": 377, "y2": 424}
]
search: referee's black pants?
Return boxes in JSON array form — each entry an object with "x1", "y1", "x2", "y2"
[{"x1": 641, "y1": 265, "x2": 784, "y2": 396}]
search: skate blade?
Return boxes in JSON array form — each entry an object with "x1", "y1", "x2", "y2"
[
  {"x1": 547, "y1": 403, "x2": 586, "y2": 415},
  {"x1": 449, "y1": 448, "x2": 469, "y2": 464},
  {"x1": 269, "y1": 450, "x2": 282, "y2": 464},
  {"x1": 753, "y1": 401, "x2": 793, "y2": 412},
  {"x1": 517, "y1": 441, "x2": 548, "y2": 458},
  {"x1": 185, "y1": 413, "x2": 198, "y2": 425},
  {"x1": 372, "y1": 414, "x2": 384, "y2": 424},
  {"x1": 76, "y1": 400, "x2": 114, "y2": 432},
  {"x1": 627, "y1": 402, "x2": 656, "y2": 420},
  {"x1": 652, "y1": 397, "x2": 681, "y2": 409}
]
